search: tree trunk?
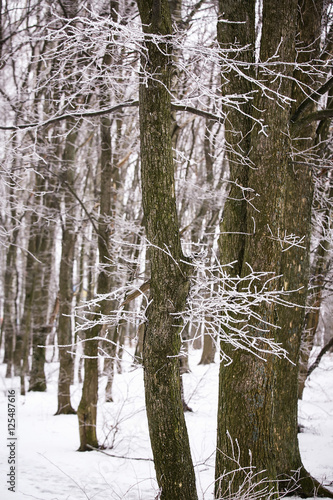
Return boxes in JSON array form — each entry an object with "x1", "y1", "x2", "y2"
[
  {"x1": 77, "y1": 31, "x2": 119, "y2": 446},
  {"x1": 3, "y1": 252, "x2": 16, "y2": 378},
  {"x1": 24, "y1": 181, "x2": 55, "y2": 392},
  {"x1": 25, "y1": 226, "x2": 49, "y2": 393},
  {"x1": 136, "y1": 1, "x2": 197, "y2": 498},
  {"x1": 56, "y1": 222, "x2": 76, "y2": 414},
  {"x1": 215, "y1": 0, "x2": 259, "y2": 495},
  {"x1": 298, "y1": 88, "x2": 333, "y2": 398},
  {"x1": 199, "y1": 330, "x2": 215, "y2": 365},
  {"x1": 103, "y1": 322, "x2": 120, "y2": 403},
  {"x1": 3, "y1": 186, "x2": 21, "y2": 379},
  {"x1": 216, "y1": 0, "x2": 333, "y2": 497},
  {"x1": 77, "y1": 320, "x2": 99, "y2": 450},
  {"x1": 272, "y1": 1, "x2": 329, "y2": 494},
  {"x1": 56, "y1": 124, "x2": 78, "y2": 415}
]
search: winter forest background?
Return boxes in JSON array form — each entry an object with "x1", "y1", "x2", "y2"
[{"x1": 1, "y1": 0, "x2": 333, "y2": 499}]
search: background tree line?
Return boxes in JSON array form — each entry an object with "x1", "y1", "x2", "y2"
[{"x1": 1, "y1": 0, "x2": 333, "y2": 498}]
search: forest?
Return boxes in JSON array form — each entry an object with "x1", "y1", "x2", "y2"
[{"x1": 1, "y1": 0, "x2": 333, "y2": 499}]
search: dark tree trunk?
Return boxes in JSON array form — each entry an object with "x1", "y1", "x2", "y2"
[
  {"x1": 136, "y1": 1, "x2": 197, "y2": 498},
  {"x1": 216, "y1": 0, "x2": 333, "y2": 498},
  {"x1": 77, "y1": 320, "x2": 99, "y2": 450},
  {"x1": 272, "y1": 2, "x2": 329, "y2": 494},
  {"x1": 215, "y1": 0, "x2": 259, "y2": 495}
]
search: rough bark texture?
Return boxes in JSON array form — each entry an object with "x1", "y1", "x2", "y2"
[
  {"x1": 136, "y1": 1, "x2": 197, "y2": 498},
  {"x1": 77, "y1": 315, "x2": 99, "y2": 450},
  {"x1": 3, "y1": 241, "x2": 18, "y2": 379},
  {"x1": 217, "y1": 0, "x2": 255, "y2": 278},
  {"x1": 216, "y1": 0, "x2": 261, "y2": 495},
  {"x1": 273, "y1": 2, "x2": 327, "y2": 493},
  {"x1": 216, "y1": 0, "x2": 332, "y2": 498}
]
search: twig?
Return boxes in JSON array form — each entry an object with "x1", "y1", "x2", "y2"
[
  {"x1": 307, "y1": 337, "x2": 333, "y2": 378},
  {"x1": 86, "y1": 444, "x2": 153, "y2": 462}
]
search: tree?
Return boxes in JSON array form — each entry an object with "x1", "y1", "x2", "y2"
[
  {"x1": 136, "y1": 1, "x2": 198, "y2": 498},
  {"x1": 215, "y1": 0, "x2": 333, "y2": 497},
  {"x1": 2, "y1": 1, "x2": 333, "y2": 496},
  {"x1": 77, "y1": 38, "x2": 117, "y2": 450},
  {"x1": 24, "y1": 175, "x2": 56, "y2": 393},
  {"x1": 298, "y1": 85, "x2": 333, "y2": 399}
]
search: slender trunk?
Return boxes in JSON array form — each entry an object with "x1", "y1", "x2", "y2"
[
  {"x1": 134, "y1": 322, "x2": 144, "y2": 363},
  {"x1": 77, "y1": 31, "x2": 119, "y2": 444},
  {"x1": 199, "y1": 330, "x2": 215, "y2": 365},
  {"x1": 28, "y1": 224, "x2": 54, "y2": 393},
  {"x1": 21, "y1": 186, "x2": 55, "y2": 392},
  {"x1": 56, "y1": 124, "x2": 78, "y2": 415},
  {"x1": 137, "y1": 2, "x2": 197, "y2": 498},
  {"x1": 3, "y1": 225, "x2": 20, "y2": 379},
  {"x1": 103, "y1": 323, "x2": 119, "y2": 403},
  {"x1": 56, "y1": 223, "x2": 76, "y2": 414},
  {"x1": 299, "y1": 236, "x2": 330, "y2": 399},
  {"x1": 298, "y1": 89, "x2": 333, "y2": 399},
  {"x1": 77, "y1": 320, "x2": 99, "y2": 450}
]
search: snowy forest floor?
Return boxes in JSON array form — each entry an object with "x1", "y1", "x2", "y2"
[{"x1": 0, "y1": 347, "x2": 333, "y2": 500}]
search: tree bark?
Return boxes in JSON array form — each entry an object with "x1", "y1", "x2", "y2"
[
  {"x1": 3, "y1": 181, "x2": 21, "y2": 379},
  {"x1": 136, "y1": 1, "x2": 197, "y2": 498},
  {"x1": 26, "y1": 216, "x2": 52, "y2": 393},
  {"x1": 216, "y1": 0, "x2": 333, "y2": 497},
  {"x1": 215, "y1": 0, "x2": 260, "y2": 495}
]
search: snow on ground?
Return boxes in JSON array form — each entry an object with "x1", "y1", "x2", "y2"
[
  {"x1": 0, "y1": 347, "x2": 332, "y2": 500},
  {"x1": 298, "y1": 354, "x2": 333, "y2": 494}
]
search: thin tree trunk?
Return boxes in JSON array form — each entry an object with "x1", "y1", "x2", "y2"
[
  {"x1": 3, "y1": 218, "x2": 20, "y2": 379},
  {"x1": 56, "y1": 223, "x2": 76, "y2": 414},
  {"x1": 298, "y1": 90, "x2": 333, "y2": 399},
  {"x1": 136, "y1": 1, "x2": 197, "y2": 498},
  {"x1": 77, "y1": 26, "x2": 120, "y2": 445},
  {"x1": 28, "y1": 221, "x2": 54, "y2": 393},
  {"x1": 21, "y1": 180, "x2": 56, "y2": 392},
  {"x1": 56, "y1": 123, "x2": 78, "y2": 415},
  {"x1": 199, "y1": 330, "x2": 215, "y2": 365}
]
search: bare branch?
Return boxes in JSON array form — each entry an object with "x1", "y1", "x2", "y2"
[
  {"x1": 290, "y1": 76, "x2": 333, "y2": 123},
  {"x1": 307, "y1": 337, "x2": 333, "y2": 378},
  {"x1": 0, "y1": 101, "x2": 224, "y2": 131},
  {"x1": 293, "y1": 108, "x2": 333, "y2": 125}
]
